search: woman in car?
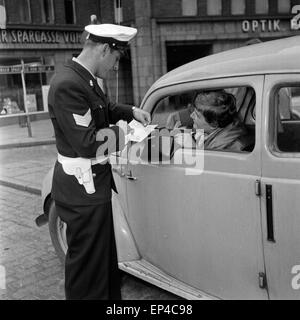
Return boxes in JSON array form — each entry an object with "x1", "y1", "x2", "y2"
[{"x1": 173, "y1": 90, "x2": 253, "y2": 152}]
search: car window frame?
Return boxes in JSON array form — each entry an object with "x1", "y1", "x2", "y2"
[
  {"x1": 268, "y1": 81, "x2": 300, "y2": 158},
  {"x1": 148, "y1": 80, "x2": 257, "y2": 155}
]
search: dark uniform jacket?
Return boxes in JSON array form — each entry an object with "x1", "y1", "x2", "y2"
[{"x1": 48, "y1": 59, "x2": 134, "y2": 205}]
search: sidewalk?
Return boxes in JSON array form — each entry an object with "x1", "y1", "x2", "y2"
[
  {"x1": 0, "y1": 120, "x2": 57, "y2": 194},
  {"x1": 0, "y1": 119, "x2": 55, "y2": 149},
  {"x1": 0, "y1": 144, "x2": 57, "y2": 195}
]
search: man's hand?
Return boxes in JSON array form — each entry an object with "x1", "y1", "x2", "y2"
[{"x1": 133, "y1": 107, "x2": 151, "y2": 126}]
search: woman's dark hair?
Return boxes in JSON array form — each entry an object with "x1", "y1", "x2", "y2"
[{"x1": 194, "y1": 91, "x2": 237, "y2": 128}]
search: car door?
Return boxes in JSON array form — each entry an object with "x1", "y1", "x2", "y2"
[
  {"x1": 261, "y1": 74, "x2": 300, "y2": 299},
  {"x1": 125, "y1": 76, "x2": 268, "y2": 299}
]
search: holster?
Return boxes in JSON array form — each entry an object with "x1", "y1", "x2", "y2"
[{"x1": 57, "y1": 153, "x2": 96, "y2": 194}]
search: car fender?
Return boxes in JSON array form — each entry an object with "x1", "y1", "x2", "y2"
[
  {"x1": 42, "y1": 167, "x2": 54, "y2": 211},
  {"x1": 112, "y1": 193, "x2": 140, "y2": 262}
]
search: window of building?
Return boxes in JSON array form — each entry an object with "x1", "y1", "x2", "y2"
[
  {"x1": 19, "y1": 0, "x2": 31, "y2": 23},
  {"x1": 0, "y1": 0, "x2": 6, "y2": 29},
  {"x1": 231, "y1": 0, "x2": 246, "y2": 15},
  {"x1": 273, "y1": 86, "x2": 300, "y2": 153},
  {"x1": 64, "y1": 0, "x2": 76, "y2": 24},
  {"x1": 207, "y1": 0, "x2": 222, "y2": 16},
  {"x1": 41, "y1": 0, "x2": 54, "y2": 23},
  {"x1": 0, "y1": 57, "x2": 55, "y2": 116},
  {"x1": 278, "y1": 0, "x2": 291, "y2": 13},
  {"x1": 182, "y1": 0, "x2": 198, "y2": 16},
  {"x1": 114, "y1": 0, "x2": 123, "y2": 23},
  {"x1": 255, "y1": 0, "x2": 269, "y2": 14}
]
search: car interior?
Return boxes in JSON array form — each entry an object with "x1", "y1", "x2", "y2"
[
  {"x1": 276, "y1": 86, "x2": 300, "y2": 153},
  {"x1": 150, "y1": 86, "x2": 256, "y2": 157}
]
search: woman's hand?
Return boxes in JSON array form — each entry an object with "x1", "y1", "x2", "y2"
[{"x1": 174, "y1": 132, "x2": 194, "y2": 148}]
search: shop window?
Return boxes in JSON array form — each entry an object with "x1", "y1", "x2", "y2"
[
  {"x1": 114, "y1": 0, "x2": 123, "y2": 23},
  {"x1": 207, "y1": 0, "x2": 222, "y2": 16},
  {"x1": 231, "y1": 0, "x2": 245, "y2": 15},
  {"x1": 41, "y1": 0, "x2": 54, "y2": 23},
  {"x1": 64, "y1": 0, "x2": 76, "y2": 24},
  {"x1": 255, "y1": 0, "x2": 269, "y2": 14},
  {"x1": 274, "y1": 86, "x2": 300, "y2": 153},
  {"x1": 182, "y1": 0, "x2": 197, "y2": 16},
  {"x1": 0, "y1": 57, "x2": 55, "y2": 116},
  {"x1": 278, "y1": 0, "x2": 291, "y2": 13},
  {"x1": 0, "y1": 0, "x2": 6, "y2": 29},
  {"x1": 19, "y1": 0, "x2": 31, "y2": 23}
]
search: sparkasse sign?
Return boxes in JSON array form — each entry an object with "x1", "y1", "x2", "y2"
[{"x1": 0, "y1": 29, "x2": 82, "y2": 44}]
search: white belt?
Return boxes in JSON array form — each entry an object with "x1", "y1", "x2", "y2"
[{"x1": 57, "y1": 153, "x2": 108, "y2": 194}]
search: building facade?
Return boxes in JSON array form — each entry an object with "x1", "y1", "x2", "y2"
[
  {"x1": 0, "y1": 0, "x2": 98, "y2": 125},
  {"x1": 99, "y1": 0, "x2": 300, "y2": 105},
  {"x1": 1, "y1": 0, "x2": 300, "y2": 125}
]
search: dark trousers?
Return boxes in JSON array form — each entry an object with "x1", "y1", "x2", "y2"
[{"x1": 55, "y1": 200, "x2": 121, "y2": 300}]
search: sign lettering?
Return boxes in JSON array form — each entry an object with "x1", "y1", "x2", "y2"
[
  {"x1": 0, "y1": 65, "x2": 55, "y2": 74},
  {"x1": 0, "y1": 29, "x2": 82, "y2": 44},
  {"x1": 242, "y1": 19, "x2": 281, "y2": 33}
]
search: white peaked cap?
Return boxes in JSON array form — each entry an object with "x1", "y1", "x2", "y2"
[{"x1": 85, "y1": 24, "x2": 137, "y2": 48}]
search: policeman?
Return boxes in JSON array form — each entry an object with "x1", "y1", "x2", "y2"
[{"x1": 48, "y1": 23, "x2": 151, "y2": 300}]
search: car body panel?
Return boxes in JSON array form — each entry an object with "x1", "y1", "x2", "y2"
[
  {"x1": 118, "y1": 259, "x2": 216, "y2": 300},
  {"x1": 111, "y1": 192, "x2": 140, "y2": 263},
  {"x1": 124, "y1": 75, "x2": 267, "y2": 300},
  {"x1": 41, "y1": 167, "x2": 54, "y2": 210},
  {"x1": 261, "y1": 73, "x2": 300, "y2": 299}
]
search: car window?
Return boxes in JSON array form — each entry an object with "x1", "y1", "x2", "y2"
[
  {"x1": 275, "y1": 86, "x2": 300, "y2": 153},
  {"x1": 151, "y1": 86, "x2": 255, "y2": 153}
]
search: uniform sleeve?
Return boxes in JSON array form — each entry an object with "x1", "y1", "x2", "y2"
[
  {"x1": 108, "y1": 102, "x2": 134, "y2": 124},
  {"x1": 52, "y1": 80, "x2": 123, "y2": 158}
]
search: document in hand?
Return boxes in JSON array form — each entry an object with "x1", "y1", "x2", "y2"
[{"x1": 127, "y1": 119, "x2": 157, "y2": 143}]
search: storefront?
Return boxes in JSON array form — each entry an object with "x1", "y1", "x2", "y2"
[
  {"x1": 114, "y1": 0, "x2": 300, "y2": 104},
  {"x1": 0, "y1": 27, "x2": 83, "y2": 127}
]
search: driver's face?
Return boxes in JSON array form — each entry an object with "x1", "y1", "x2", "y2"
[
  {"x1": 190, "y1": 107, "x2": 215, "y2": 133},
  {"x1": 191, "y1": 92, "x2": 219, "y2": 133}
]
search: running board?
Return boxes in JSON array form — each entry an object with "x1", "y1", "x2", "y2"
[{"x1": 119, "y1": 259, "x2": 217, "y2": 300}]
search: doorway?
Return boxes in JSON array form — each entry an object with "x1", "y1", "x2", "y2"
[{"x1": 166, "y1": 42, "x2": 212, "y2": 71}]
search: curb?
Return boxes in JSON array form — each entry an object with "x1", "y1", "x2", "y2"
[
  {"x1": 0, "y1": 139, "x2": 55, "y2": 150},
  {"x1": 0, "y1": 179, "x2": 41, "y2": 195}
]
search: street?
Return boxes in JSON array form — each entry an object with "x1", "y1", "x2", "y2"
[{"x1": 0, "y1": 145, "x2": 180, "y2": 300}]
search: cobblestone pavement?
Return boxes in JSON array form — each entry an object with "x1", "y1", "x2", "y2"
[{"x1": 0, "y1": 185, "x2": 180, "y2": 300}]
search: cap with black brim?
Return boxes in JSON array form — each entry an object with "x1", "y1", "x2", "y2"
[{"x1": 85, "y1": 23, "x2": 137, "y2": 51}]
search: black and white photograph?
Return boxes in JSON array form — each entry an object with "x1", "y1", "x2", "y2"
[{"x1": 0, "y1": 0, "x2": 300, "y2": 305}]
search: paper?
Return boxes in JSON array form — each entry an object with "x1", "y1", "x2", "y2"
[
  {"x1": 26, "y1": 94, "x2": 37, "y2": 113},
  {"x1": 126, "y1": 119, "x2": 157, "y2": 143}
]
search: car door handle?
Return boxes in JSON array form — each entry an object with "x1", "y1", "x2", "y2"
[
  {"x1": 126, "y1": 170, "x2": 137, "y2": 181},
  {"x1": 266, "y1": 184, "x2": 275, "y2": 242}
]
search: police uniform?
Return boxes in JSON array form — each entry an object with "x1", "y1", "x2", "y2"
[{"x1": 48, "y1": 24, "x2": 137, "y2": 300}]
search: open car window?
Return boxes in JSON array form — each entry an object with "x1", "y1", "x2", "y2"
[{"x1": 151, "y1": 86, "x2": 256, "y2": 153}]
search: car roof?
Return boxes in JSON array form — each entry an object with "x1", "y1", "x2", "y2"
[{"x1": 148, "y1": 35, "x2": 300, "y2": 94}]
